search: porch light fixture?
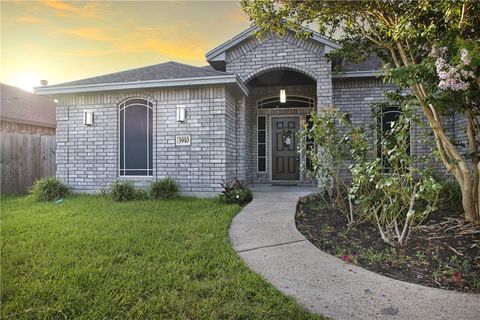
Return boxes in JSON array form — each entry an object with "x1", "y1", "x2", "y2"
[
  {"x1": 280, "y1": 89, "x2": 286, "y2": 103},
  {"x1": 176, "y1": 105, "x2": 186, "y2": 122},
  {"x1": 83, "y1": 110, "x2": 94, "y2": 126}
]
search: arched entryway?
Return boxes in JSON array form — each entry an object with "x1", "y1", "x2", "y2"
[{"x1": 245, "y1": 68, "x2": 317, "y2": 185}]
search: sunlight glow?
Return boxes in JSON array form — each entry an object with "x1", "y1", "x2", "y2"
[{"x1": 13, "y1": 72, "x2": 40, "y2": 92}]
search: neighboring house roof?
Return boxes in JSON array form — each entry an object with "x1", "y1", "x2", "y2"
[
  {"x1": 35, "y1": 61, "x2": 249, "y2": 96},
  {"x1": 0, "y1": 83, "x2": 56, "y2": 128}
]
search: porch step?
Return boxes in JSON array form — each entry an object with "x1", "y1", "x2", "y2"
[{"x1": 271, "y1": 182, "x2": 299, "y2": 186}]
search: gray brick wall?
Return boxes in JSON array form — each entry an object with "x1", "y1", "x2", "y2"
[{"x1": 55, "y1": 86, "x2": 238, "y2": 196}]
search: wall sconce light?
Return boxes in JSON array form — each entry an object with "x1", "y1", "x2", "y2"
[
  {"x1": 176, "y1": 105, "x2": 186, "y2": 122},
  {"x1": 280, "y1": 89, "x2": 286, "y2": 103},
  {"x1": 83, "y1": 110, "x2": 94, "y2": 126}
]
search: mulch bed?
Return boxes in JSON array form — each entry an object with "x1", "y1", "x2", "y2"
[{"x1": 295, "y1": 193, "x2": 480, "y2": 293}]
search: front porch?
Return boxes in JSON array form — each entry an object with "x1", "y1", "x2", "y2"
[{"x1": 242, "y1": 68, "x2": 319, "y2": 186}]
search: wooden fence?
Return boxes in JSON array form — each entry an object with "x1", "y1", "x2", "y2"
[{"x1": 1, "y1": 132, "x2": 56, "y2": 194}]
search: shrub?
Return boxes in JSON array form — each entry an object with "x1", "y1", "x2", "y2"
[
  {"x1": 149, "y1": 178, "x2": 179, "y2": 200},
  {"x1": 110, "y1": 180, "x2": 136, "y2": 202},
  {"x1": 219, "y1": 178, "x2": 252, "y2": 205},
  {"x1": 437, "y1": 179, "x2": 462, "y2": 209},
  {"x1": 349, "y1": 104, "x2": 441, "y2": 247},
  {"x1": 29, "y1": 177, "x2": 70, "y2": 201}
]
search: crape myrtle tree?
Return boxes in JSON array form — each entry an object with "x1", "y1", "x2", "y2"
[{"x1": 241, "y1": 0, "x2": 480, "y2": 222}]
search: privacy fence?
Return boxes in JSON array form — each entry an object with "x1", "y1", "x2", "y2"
[{"x1": 1, "y1": 132, "x2": 56, "y2": 194}]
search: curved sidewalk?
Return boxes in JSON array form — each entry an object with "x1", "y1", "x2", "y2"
[{"x1": 229, "y1": 185, "x2": 480, "y2": 320}]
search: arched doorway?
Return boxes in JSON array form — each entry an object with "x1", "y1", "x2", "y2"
[{"x1": 245, "y1": 68, "x2": 317, "y2": 184}]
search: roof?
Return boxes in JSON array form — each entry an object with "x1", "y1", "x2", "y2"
[
  {"x1": 35, "y1": 61, "x2": 249, "y2": 96},
  {"x1": 205, "y1": 25, "x2": 341, "y2": 70},
  {"x1": 0, "y1": 83, "x2": 56, "y2": 128},
  {"x1": 331, "y1": 55, "x2": 384, "y2": 79}
]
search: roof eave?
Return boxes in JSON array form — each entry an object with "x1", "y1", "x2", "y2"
[
  {"x1": 34, "y1": 75, "x2": 249, "y2": 96},
  {"x1": 332, "y1": 70, "x2": 385, "y2": 79}
]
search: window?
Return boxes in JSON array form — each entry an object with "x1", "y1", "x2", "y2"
[
  {"x1": 257, "y1": 116, "x2": 266, "y2": 172},
  {"x1": 257, "y1": 95, "x2": 314, "y2": 109},
  {"x1": 119, "y1": 98, "x2": 153, "y2": 176},
  {"x1": 305, "y1": 114, "x2": 315, "y2": 172},
  {"x1": 377, "y1": 106, "x2": 409, "y2": 168}
]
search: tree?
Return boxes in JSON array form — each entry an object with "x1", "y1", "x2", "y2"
[{"x1": 241, "y1": 0, "x2": 480, "y2": 222}]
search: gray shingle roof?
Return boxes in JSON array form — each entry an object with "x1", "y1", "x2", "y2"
[
  {"x1": 47, "y1": 61, "x2": 231, "y2": 88},
  {"x1": 1, "y1": 83, "x2": 56, "y2": 128},
  {"x1": 334, "y1": 55, "x2": 383, "y2": 72}
]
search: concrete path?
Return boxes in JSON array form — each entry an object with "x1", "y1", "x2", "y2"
[{"x1": 229, "y1": 185, "x2": 480, "y2": 320}]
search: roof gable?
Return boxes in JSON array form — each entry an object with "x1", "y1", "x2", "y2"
[{"x1": 205, "y1": 25, "x2": 340, "y2": 70}]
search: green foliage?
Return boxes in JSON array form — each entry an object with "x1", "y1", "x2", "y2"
[
  {"x1": 437, "y1": 179, "x2": 463, "y2": 209},
  {"x1": 29, "y1": 177, "x2": 70, "y2": 202},
  {"x1": 219, "y1": 178, "x2": 253, "y2": 205},
  {"x1": 1, "y1": 195, "x2": 320, "y2": 319},
  {"x1": 110, "y1": 180, "x2": 136, "y2": 202},
  {"x1": 149, "y1": 178, "x2": 179, "y2": 200},
  {"x1": 349, "y1": 105, "x2": 442, "y2": 247}
]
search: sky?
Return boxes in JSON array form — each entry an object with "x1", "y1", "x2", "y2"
[{"x1": 1, "y1": 0, "x2": 251, "y2": 92}]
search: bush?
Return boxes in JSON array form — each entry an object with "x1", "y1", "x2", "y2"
[
  {"x1": 437, "y1": 179, "x2": 462, "y2": 209},
  {"x1": 149, "y1": 178, "x2": 179, "y2": 200},
  {"x1": 111, "y1": 180, "x2": 136, "y2": 202},
  {"x1": 29, "y1": 177, "x2": 70, "y2": 201},
  {"x1": 219, "y1": 178, "x2": 253, "y2": 205}
]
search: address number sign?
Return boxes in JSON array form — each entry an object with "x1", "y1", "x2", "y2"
[{"x1": 175, "y1": 135, "x2": 191, "y2": 146}]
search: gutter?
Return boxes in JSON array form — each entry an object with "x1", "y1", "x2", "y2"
[
  {"x1": 332, "y1": 70, "x2": 386, "y2": 79},
  {"x1": 34, "y1": 75, "x2": 249, "y2": 96}
]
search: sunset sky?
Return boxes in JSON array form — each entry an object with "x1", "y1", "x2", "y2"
[{"x1": 1, "y1": 0, "x2": 251, "y2": 92}]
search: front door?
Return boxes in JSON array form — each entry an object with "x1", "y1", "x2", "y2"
[{"x1": 272, "y1": 117, "x2": 300, "y2": 180}]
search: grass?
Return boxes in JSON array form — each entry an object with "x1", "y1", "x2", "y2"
[{"x1": 1, "y1": 195, "x2": 321, "y2": 319}]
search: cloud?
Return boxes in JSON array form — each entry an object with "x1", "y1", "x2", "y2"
[
  {"x1": 41, "y1": 0, "x2": 105, "y2": 19},
  {"x1": 59, "y1": 28, "x2": 113, "y2": 41},
  {"x1": 118, "y1": 36, "x2": 206, "y2": 62},
  {"x1": 17, "y1": 15, "x2": 47, "y2": 24},
  {"x1": 22, "y1": 43, "x2": 111, "y2": 57}
]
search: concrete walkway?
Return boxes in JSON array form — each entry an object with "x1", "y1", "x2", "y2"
[{"x1": 229, "y1": 185, "x2": 480, "y2": 320}]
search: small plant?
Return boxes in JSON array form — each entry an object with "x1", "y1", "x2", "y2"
[
  {"x1": 29, "y1": 177, "x2": 70, "y2": 201},
  {"x1": 149, "y1": 178, "x2": 179, "y2": 200},
  {"x1": 110, "y1": 180, "x2": 136, "y2": 202},
  {"x1": 219, "y1": 178, "x2": 252, "y2": 205}
]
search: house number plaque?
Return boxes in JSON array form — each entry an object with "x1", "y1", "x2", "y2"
[{"x1": 175, "y1": 135, "x2": 191, "y2": 146}]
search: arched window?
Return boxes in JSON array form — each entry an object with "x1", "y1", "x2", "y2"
[
  {"x1": 257, "y1": 95, "x2": 315, "y2": 109},
  {"x1": 377, "y1": 106, "x2": 410, "y2": 168},
  {"x1": 119, "y1": 98, "x2": 153, "y2": 176}
]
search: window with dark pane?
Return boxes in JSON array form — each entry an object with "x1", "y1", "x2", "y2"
[
  {"x1": 119, "y1": 98, "x2": 153, "y2": 176},
  {"x1": 377, "y1": 106, "x2": 410, "y2": 169},
  {"x1": 257, "y1": 116, "x2": 266, "y2": 172},
  {"x1": 305, "y1": 115, "x2": 315, "y2": 172}
]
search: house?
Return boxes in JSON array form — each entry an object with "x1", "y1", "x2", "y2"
[
  {"x1": 1, "y1": 83, "x2": 56, "y2": 135},
  {"x1": 1, "y1": 83, "x2": 57, "y2": 193},
  {"x1": 34, "y1": 26, "x2": 463, "y2": 196}
]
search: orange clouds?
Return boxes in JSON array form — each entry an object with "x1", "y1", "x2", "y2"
[
  {"x1": 41, "y1": 0, "x2": 105, "y2": 19},
  {"x1": 60, "y1": 28, "x2": 113, "y2": 41}
]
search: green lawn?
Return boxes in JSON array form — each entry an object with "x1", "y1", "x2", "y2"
[{"x1": 1, "y1": 195, "x2": 320, "y2": 319}]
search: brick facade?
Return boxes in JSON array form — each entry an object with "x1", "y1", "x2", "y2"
[{"x1": 55, "y1": 87, "x2": 240, "y2": 196}]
